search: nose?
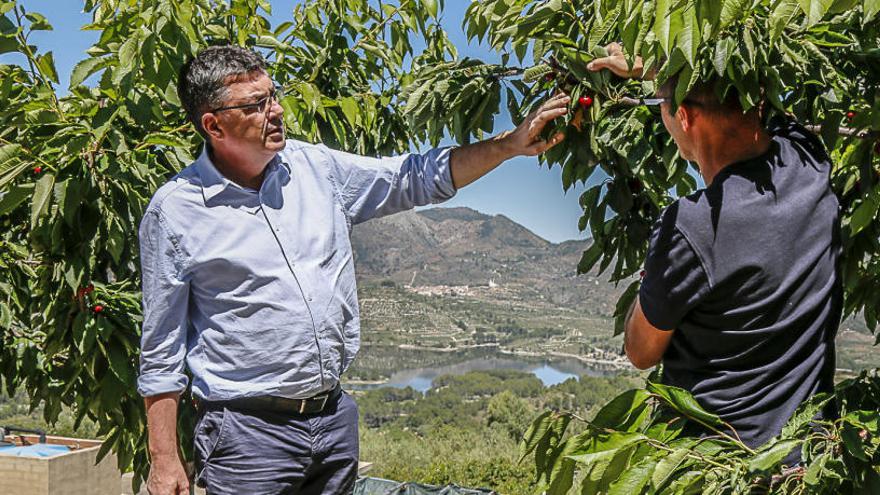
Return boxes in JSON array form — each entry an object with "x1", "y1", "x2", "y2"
[{"x1": 266, "y1": 96, "x2": 284, "y2": 120}]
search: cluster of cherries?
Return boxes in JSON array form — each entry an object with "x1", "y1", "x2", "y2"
[
  {"x1": 77, "y1": 284, "x2": 104, "y2": 314},
  {"x1": 543, "y1": 72, "x2": 594, "y2": 109}
]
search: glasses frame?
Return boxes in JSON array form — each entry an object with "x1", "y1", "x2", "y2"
[{"x1": 210, "y1": 85, "x2": 285, "y2": 114}]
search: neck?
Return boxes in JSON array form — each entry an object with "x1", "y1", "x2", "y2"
[
  {"x1": 208, "y1": 143, "x2": 275, "y2": 190},
  {"x1": 694, "y1": 120, "x2": 772, "y2": 186}
]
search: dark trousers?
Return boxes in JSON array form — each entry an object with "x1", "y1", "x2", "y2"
[{"x1": 194, "y1": 390, "x2": 359, "y2": 494}]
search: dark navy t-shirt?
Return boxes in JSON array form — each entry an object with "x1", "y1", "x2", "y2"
[{"x1": 639, "y1": 119, "x2": 842, "y2": 450}]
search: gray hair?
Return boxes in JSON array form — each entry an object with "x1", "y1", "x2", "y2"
[{"x1": 177, "y1": 45, "x2": 268, "y2": 137}]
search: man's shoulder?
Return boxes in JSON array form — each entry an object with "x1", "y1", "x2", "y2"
[
  {"x1": 279, "y1": 138, "x2": 333, "y2": 163},
  {"x1": 658, "y1": 189, "x2": 710, "y2": 236},
  {"x1": 768, "y1": 117, "x2": 831, "y2": 165},
  {"x1": 144, "y1": 163, "x2": 202, "y2": 216}
]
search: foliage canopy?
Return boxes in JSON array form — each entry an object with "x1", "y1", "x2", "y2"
[{"x1": 0, "y1": 0, "x2": 878, "y2": 492}]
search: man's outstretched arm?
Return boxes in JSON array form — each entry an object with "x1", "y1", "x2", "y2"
[
  {"x1": 325, "y1": 93, "x2": 571, "y2": 224},
  {"x1": 449, "y1": 92, "x2": 571, "y2": 188},
  {"x1": 624, "y1": 297, "x2": 674, "y2": 370}
]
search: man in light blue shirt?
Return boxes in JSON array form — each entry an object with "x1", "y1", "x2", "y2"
[{"x1": 139, "y1": 45, "x2": 570, "y2": 495}]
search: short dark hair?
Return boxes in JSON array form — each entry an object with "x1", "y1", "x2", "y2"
[
  {"x1": 177, "y1": 45, "x2": 268, "y2": 137},
  {"x1": 658, "y1": 74, "x2": 745, "y2": 117}
]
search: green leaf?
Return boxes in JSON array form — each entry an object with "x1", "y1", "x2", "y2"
[
  {"x1": 94, "y1": 427, "x2": 119, "y2": 464},
  {"x1": 748, "y1": 439, "x2": 801, "y2": 472},
  {"x1": 578, "y1": 242, "x2": 603, "y2": 274},
  {"x1": 339, "y1": 97, "x2": 359, "y2": 127},
  {"x1": 607, "y1": 453, "x2": 659, "y2": 494},
  {"x1": 866, "y1": 0, "x2": 880, "y2": 24},
  {"x1": 676, "y1": 7, "x2": 700, "y2": 67},
  {"x1": 713, "y1": 37, "x2": 735, "y2": 76},
  {"x1": 720, "y1": 0, "x2": 749, "y2": 29},
  {"x1": 780, "y1": 392, "x2": 833, "y2": 437},
  {"x1": 592, "y1": 389, "x2": 652, "y2": 429},
  {"x1": 30, "y1": 172, "x2": 55, "y2": 226},
  {"x1": 0, "y1": 183, "x2": 34, "y2": 215},
  {"x1": 803, "y1": 453, "x2": 828, "y2": 485},
  {"x1": 770, "y1": 0, "x2": 801, "y2": 44},
  {"x1": 141, "y1": 132, "x2": 190, "y2": 149},
  {"x1": 613, "y1": 280, "x2": 640, "y2": 337},
  {"x1": 107, "y1": 341, "x2": 133, "y2": 384},
  {"x1": 650, "y1": 447, "x2": 690, "y2": 489},
  {"x1": 798, "y1": 0, "x2": 835, "y2": 25},
  {"x1": 840, "y1": 422, "x2": 869, "y2": 461},
  {"x1": 36, "y1": 51, "x2": 58, "y2": 83},
  {"x1": 566, "y1": 430, "x2": 649, "y2": 466},
  {"x1": 0, "y1": 142, "x2": 21, "y2": 165},
  {"x1": 850, "y1": 189, "x2": 879, "y2": 235},
  {"x1": 519, "y1": 410, "x2": 554, "y2": 460},
  {"x1": 70, "y1": 56, "x2": 110, "y2": 88},
  {"x1": 24, "y1": 12, "x2": 51, "y2": 31},
  {"x1": 419, "y1": 0, "x2": 438, "y2": 19},
  {"x1": 647, "y1": 381, "x2": 729, "y2": 433},
  {"x1": 653, "y1": 0, "x2": 683, "y2": 55}
]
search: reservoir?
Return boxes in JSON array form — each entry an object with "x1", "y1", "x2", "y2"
[{"x1": 345, "y1": 354, "x2": 621, "y2": 393}]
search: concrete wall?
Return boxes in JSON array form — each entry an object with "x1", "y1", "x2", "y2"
[{"x1": 0, "y1": 436, "x2": 119, "y2": 495}]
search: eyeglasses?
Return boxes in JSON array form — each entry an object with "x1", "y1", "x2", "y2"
[
  {"x1": 210, "y1": 85, "x2": 285, "y2": 114},
  {"x1": 639, "y1": 96, "x2": 700, "y2": 116}
]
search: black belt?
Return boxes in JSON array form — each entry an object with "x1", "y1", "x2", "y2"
[{"x1": 199, "y1": 385, "x2": 342, "y2": 416}]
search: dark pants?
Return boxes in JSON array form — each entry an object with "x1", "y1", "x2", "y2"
[{"x1": 194, "y1": 390, "x2": 359, "y2": 495}]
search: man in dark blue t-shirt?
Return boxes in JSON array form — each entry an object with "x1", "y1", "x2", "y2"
[{"x1": 588, "y1": 46, "x2": 841, "y2": 454}]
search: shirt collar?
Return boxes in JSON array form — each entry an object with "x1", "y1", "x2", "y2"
[
  {"x1": 195, "y1": 145, "x2": 291, "y2": 204},
  {"x1": 195, "y1": 144, "x2": 238, "y2": 204}
]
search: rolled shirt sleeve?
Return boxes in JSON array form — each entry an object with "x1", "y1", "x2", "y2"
[
  {"x1": 639, "y1": 208, "x2": 712, "y2": 331},
  {"x1": 137, "y1": 208, "x2": 191, "y2": 397},
  {"x1": 322, "y1": 145, "x2": 457, "y2": 224}
]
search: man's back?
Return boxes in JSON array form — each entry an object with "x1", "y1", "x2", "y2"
[{"x1": 640, "y1": 120, "x2": 842, "y2": 448}]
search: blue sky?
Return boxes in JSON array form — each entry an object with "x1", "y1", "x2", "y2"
[{"x1": 1, "y1": 0, "x2": 597, "y2": 243}]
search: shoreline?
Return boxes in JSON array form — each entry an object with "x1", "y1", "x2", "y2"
[{"x1": 344, "y1": 345, "x2": 631, "y2": 387}]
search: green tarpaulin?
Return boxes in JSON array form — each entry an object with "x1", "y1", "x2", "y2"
[{"x1": 354, "y1": 476, "x2": 498, "y2": 495}]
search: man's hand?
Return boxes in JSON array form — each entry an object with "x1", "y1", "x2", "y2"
[
  {"x1": 501, "y1": 92, "x2": 571, "y2": 157},
  {"x1": 146, "y1": 454, "x2": 190, "y2": 495},
  {"x1": 587, "y1": 42, "x2": 654, "y2": 80}
]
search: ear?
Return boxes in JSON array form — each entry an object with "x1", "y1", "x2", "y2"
[
  {"x1": 201, "y1": 113, "x2": 224, "y2": 141},
  {"x1": 676, "y1": 104, "x2": 696, "y2": 133}
]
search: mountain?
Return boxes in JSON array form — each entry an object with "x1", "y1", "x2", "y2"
[
  {"x1": 350, "y1": 206, "x2": 623, "y2": 310},
  {"x1": 347, "y1": 206, "x2": 878, "y2": 373}
]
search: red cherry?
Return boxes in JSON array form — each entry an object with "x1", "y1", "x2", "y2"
[
  {"x1": 33, "y1": 166, "x2": 42, "y2": 174},
  {"x1": 579, "y1": 96, "x2": 593, "y2": 108},
  {"x1": 846, "y1": 111, "x2": 855, "y2": 120},
  {"x1": 640, "y1": 270, "x2": 646, "y2": 279},
  {"x1": 93, "y1": 305, "x2": 104, "y2": 314}
]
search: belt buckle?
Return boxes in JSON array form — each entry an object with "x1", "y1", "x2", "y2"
[{"x1": 299, "y1": 393, "x2": 329, "y2": 414}]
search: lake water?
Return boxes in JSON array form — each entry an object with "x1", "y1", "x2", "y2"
[{"x1": 346, "y1": 356, "x2": 616, "y2": 393}]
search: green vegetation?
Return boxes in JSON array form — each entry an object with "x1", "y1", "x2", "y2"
[
  {"x1": 0, "y1": 388, "x2": 98, "y2": 439},
  {"x1": 357, "y1": 370, "x2": 642, "y2": 494},
  {"x1": 1, "y1": 0, "x2": 878, "y2": 492},
  {"x1": 446, "y1": 0, "x2": 880, "y2": 492}
]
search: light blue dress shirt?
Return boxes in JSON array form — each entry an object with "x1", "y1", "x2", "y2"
[{"x1": 137, "y1": 140, "x2": 456, "y2": 400}]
